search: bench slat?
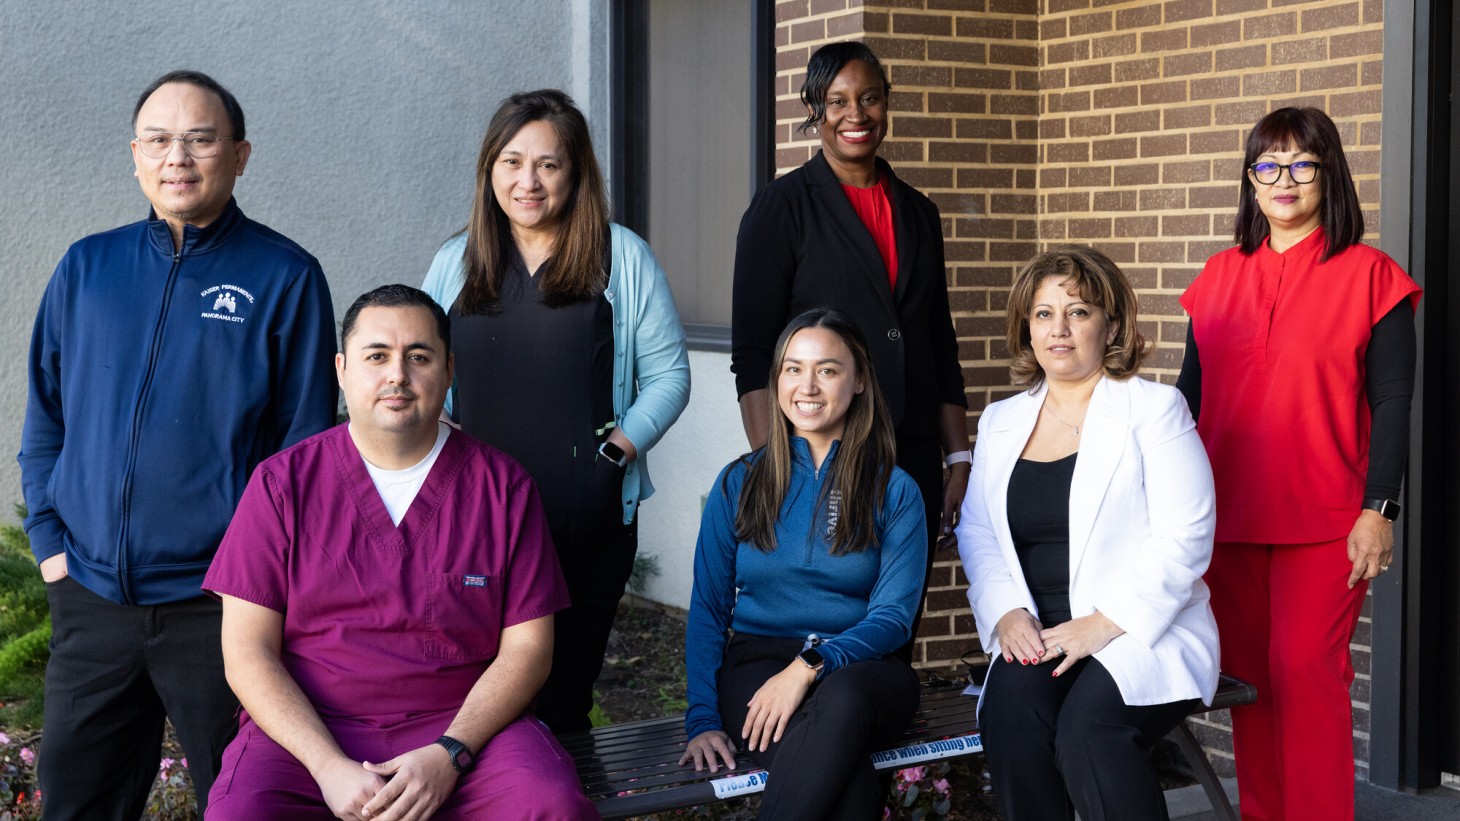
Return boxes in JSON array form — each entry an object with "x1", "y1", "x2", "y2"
[{"x1": 567, "y1": 673, "x2": 1256, "y2": 820}]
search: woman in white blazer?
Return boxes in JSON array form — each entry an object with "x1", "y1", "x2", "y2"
[{"x1": 955, "y1": 246, "x2": 1219, "y2": 821}]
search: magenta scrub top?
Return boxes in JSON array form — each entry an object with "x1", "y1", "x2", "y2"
[{"x1": 205, "y1": 424, "x2": 571, "y2": 729}]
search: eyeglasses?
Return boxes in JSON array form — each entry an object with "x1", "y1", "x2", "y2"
[
  {"x1": 1248, "y1": 160, "x2": 1322, "y2": 185},
  {"x1": 134, "y1": 132, "x2": 235, "y2": 159}
]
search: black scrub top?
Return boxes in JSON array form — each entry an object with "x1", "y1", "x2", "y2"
[{"x1": 450, "y1": 249, "x2": 615, "y2": 525}]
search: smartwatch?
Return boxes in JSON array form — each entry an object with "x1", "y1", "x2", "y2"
[
  {"x1": 597, "y1": 441, "x2": 628, "y2": 467},
  {"x1": 797, "y1": 647, "x2": 825, "y2": 672},
  {"x1": 1363, "y1": 498, "x2": 1401, "y2": 521},
  {"x1": 435, "y1": 735, "x2": 475, "y2": 774}
]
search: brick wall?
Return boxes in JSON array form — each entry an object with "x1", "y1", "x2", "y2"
[
  {"x1": 774, "y1": 0, "x2": 1384, "y2": 776},
  {"x1": 1033, "y1": 0, "x2": 1383, "y2": 780},
  {"x1": 774, "y1": 0, "x2": 1043, "y2": 674}
]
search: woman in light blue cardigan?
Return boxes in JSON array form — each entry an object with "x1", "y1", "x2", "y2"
[{"x1": 422, "y1": 89, "x2": 689, "y2": 733}]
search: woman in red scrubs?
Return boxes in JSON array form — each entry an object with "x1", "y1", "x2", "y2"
[{"x1": 1177, "y1": 107, "x2": 1420, "y2": 820}]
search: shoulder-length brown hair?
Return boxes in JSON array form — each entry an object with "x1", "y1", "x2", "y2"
[
  {"x1": 732, "y1": 309, "x2": 897, "y2": 556},
  {"x1": 457, "y1": 89, "x2": 609, "y2": 314},
  {"x1": 1006, "y1": 246, "x2": 1148, "y2": 387},
  {"x1": 1235, "y1": 107, "x2": 1364, "y2": 261}
]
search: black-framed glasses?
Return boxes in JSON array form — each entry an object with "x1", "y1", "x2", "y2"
[
  {"x1": 134, "y1": 131, "x2": 235, "y2": 159},
  {"x1": 1248, "y1": 160, "x2": 1322, "y2": 185}
]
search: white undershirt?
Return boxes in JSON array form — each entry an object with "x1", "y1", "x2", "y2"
[{"x1": 361, "y1": 422, "x2": 451, "y2": 526}]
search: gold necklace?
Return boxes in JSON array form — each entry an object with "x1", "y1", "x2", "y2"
[{"x1": 1042, "y1": 403, "x2": 1084, "y2": 436}]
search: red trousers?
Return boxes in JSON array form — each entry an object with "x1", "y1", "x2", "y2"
[{"x1": 1206, "y1": 539, "x2": 1367, "y2": 821}]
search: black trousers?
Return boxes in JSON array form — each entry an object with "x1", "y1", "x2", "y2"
[
  {"x1": 535, "y1": 457, "x2": 640, "y2": 734},
  {"x1": 980, "y1": 655, "x2": 1198, "y2": 821},
  {"x1": 717, "y1": 635, "x2": 920, "y2": 821},
  {"x1": 40, "y1": 577, "x2": 237, "y2": 821}
]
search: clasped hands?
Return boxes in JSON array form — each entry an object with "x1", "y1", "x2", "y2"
[
  {"x1": 994, "y1": 607, "x2": 1124, "y2": 677},
  {"x1": 316, "y1": 743, "x2": 459, "y2": 821},
  {"x1": 679, "y1": 660, "x2": 818, "y2": 773}
]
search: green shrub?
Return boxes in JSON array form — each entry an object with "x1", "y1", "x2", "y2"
[{"x1": 0, "y1": 506, "x2": 48, "y2": 727}]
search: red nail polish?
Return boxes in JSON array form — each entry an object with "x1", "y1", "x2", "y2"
[
  {"x1": 1020, "y1": 658, "x2": 1028, "y2": 666},
  {"x1": 1052, "y1": 670, "x2": 1060, "y2": 678}
]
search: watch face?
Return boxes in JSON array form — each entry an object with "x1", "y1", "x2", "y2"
[
  {"x1": 455, "y1": 749, "x2": 473, "y2": 769},
  {"x1": 800, "y1": 647, "x2": 824, "y2": 669}
]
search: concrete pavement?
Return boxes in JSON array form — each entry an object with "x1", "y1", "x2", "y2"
[{"x1": 1167, "y1": 776, "x2": 1460, "y2": 820}]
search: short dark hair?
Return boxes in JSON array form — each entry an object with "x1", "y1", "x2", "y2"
[
  {"x1": 798, "y1": 41, "x2": 891, "y2": 134},
  {"x1": 341, "y1": 284, "x2": 451, "y2": 353},
  {"x1": 1235, "y1": 107, "x2": 1363, "y2": 261},
  {"x1": 1006, "y1": 245, "x2": 1149, "y2": 387},
  {"x1": 133, "y1": 70, "x2": 246, "y2": 141}
]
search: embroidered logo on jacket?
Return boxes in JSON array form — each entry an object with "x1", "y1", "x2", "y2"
[
  {"x1": 463, "y1": 575, "x2": 487, "y2": 588},
  {"x1": 825, "y1": 489, "x2": 842, "y2": 539},
  {"x1": 200, "y1": 284, "x2": 255, "y2": 324}
]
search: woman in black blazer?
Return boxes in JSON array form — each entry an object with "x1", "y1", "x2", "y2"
[{"x1": 731, "y1": 41, "x2": 970, "y2": 591}]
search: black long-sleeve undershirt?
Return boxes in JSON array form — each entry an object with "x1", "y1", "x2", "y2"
[{"x1": 1175, "y1": 301, "x2": 1415, "y2": 502}]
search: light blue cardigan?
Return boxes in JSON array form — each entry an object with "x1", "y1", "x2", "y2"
[{"x1": 421, "y1": 223, "x2": 691, "y2": 524}]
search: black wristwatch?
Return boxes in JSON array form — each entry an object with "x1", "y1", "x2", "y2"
[
  {"x1": 797, "y1": 647, "x2": 825, "y2": 672},
  {"x1": 435, "y1": 735, "x2": 474, "y2": 774},
  {"x1": 1363, "y1": 498, "x2": 1401, "y2": 521},
  {"x1": 597, "y1": 441, "x2": 628, "y2": 467}
]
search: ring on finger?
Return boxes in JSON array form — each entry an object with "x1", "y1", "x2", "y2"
[{"x1": 1054, "y1": 644, "x2": 1065, "y2": 656}]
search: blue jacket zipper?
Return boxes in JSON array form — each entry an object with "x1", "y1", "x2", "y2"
[{"x1": 113, "y1": 247, "x2": 184, "y2": 605}]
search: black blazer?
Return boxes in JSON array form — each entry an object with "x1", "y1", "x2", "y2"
[{"x1": 730, "y1": 151, "x2": 966, "y2": 437}]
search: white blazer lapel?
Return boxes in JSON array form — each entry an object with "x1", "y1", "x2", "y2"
[
  {"x1": 1068, "y1": 377, "x2": 1129, "y2": 580},
  {"x1": 984, "y1": 385, "x2": 1043, "y2": 566}
]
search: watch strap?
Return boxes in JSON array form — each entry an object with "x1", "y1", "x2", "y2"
[
  {"x1": 1363, "y1": 498, "x2": 1401, "y2": 521},
  {"x1": 435, "y1": 735, "x2": 473, "y2": 774}
]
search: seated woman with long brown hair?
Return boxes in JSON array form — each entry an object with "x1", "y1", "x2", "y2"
[{"x1": 681, "y1": 309, "x2": 927, "y2": 821}]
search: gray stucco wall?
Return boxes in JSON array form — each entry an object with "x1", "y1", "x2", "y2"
[{"x1": 0, "y1": 0, "x2": 612, "y2": 526}]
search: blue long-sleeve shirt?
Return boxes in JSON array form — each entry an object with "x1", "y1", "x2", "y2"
[
  {"x1": 18, "y1": 200, "x2": 337, "y2": 605},
  {"x1": 684, "y1": 438, "x2": 927, "y2": 740}
]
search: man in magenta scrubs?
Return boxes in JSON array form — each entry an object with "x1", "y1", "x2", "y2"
[{"x1": 203, "y1": 284, "x2": 598, "y2": 820}]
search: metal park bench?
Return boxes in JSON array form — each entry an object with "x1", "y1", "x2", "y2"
[{"x1": 560, "y1": 672, "x2": 1257, "y2": 821}]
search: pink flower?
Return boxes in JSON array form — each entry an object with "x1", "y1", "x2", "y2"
[
  {"x1": 933, "y1": 778, "x2": 951, "y2": 795},
  {"x1": 905, "y1": 765, "x2": 927, "y2": 782},
  {"x1": 0, "y1": 732, "x2": 10, "y2": 745},
  {"x1": 19, "y1": 747, "x2": 33, "y2": 765},
  {"x1": 181, "y1": 758, "x2": 188, "y2": 768}
]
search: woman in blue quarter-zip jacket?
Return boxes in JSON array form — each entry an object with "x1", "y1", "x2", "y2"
[{"x1": 681, "y1": 309, "x2": 926, "y2": 821}]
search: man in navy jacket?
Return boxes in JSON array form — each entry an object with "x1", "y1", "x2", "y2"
[{"x1": 17, "y1": 70, "x2": 337, "y2": 819}]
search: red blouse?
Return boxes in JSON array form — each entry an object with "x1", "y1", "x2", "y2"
[
  {"x1": 1180, "y1": 228, "x2": 1421, "y2": 544},
  {"x1": 841, "y1": 177, "x2": 898, "y2": 290}
]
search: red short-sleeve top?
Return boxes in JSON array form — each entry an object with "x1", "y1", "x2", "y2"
[{"x1": 1180, "y1": 228, "x2": 1421, "y2": 544}]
